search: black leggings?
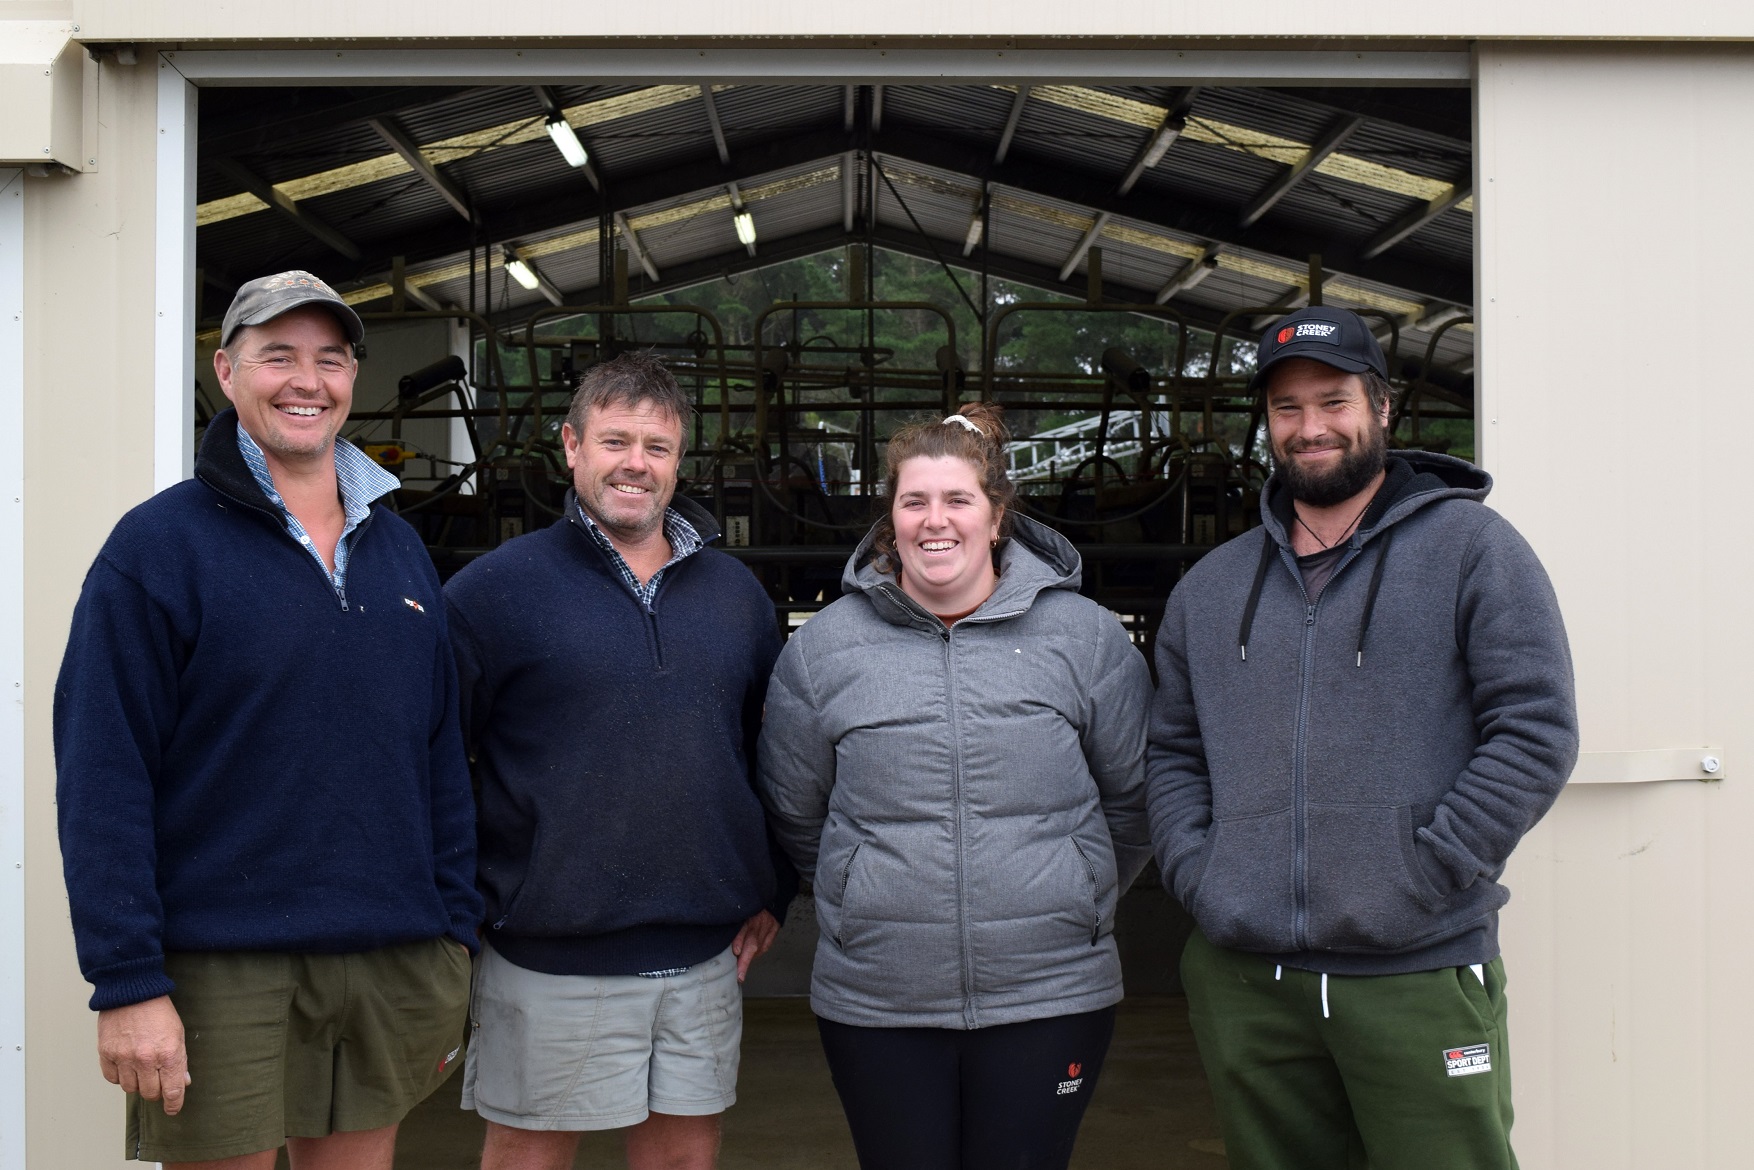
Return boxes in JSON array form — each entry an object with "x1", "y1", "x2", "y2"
[{"x1": 816, "y1": 1007, "x2": 1116, "y2": 1170}]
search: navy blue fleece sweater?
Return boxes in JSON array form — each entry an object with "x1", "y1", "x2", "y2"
[
  {"x1": 54, "y1": 411, "x2": 483, "y2": 1011},
  {"x1": 444, "y1": 495, "x2": 795, "y2": 977}
]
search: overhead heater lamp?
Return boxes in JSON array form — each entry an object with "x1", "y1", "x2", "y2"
[
  {"x1": 504, "y1": 256, "x2": 541, "y2": 291},
  {"x1": 545, "y1": 115, "x2": 589, "y2": 168},
  {"x1": 733, "y1": 210, "x2": 757, "y2": 247}
]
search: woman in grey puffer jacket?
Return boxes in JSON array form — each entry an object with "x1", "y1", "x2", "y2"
[{"x1": 758, "y1": 404, "x2": 1153, "y2": 1170}]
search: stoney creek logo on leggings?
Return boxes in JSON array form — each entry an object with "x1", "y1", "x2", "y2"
[{"x1": 1056, "y1": 1062, "x2": 1085, "y2": 1096}]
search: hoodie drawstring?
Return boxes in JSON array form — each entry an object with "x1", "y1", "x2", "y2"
[
  {"x1": 1355, "y1": 530, "x2": 1395, "y2": 667},
  {"x1": 1320, "y1": 972, "x2": 1331, "y2": 1019},
  {"x1": 1238, "y1": 534, "x2": 1276, "y2": 661}
]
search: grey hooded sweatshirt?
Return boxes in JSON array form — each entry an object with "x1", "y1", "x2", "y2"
[
  {"x1": 758, "y1": 515, "x2": 1153, "y2": 1030},
  {"x1": 1147, "y1": 452, "x2": 1578, "y2": 976}
]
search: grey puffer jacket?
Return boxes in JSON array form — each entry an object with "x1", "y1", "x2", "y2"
[
  {"x1": 758, "y1": 515, "x2": 1153, "y2": 1030},
  {"x1": 1147, "y1": 453, "x2": 1578, "y2": 976}
]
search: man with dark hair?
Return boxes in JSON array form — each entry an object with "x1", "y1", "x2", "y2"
[
  {"x1": 445, "y1": 351, "x2": 794, "y2": 1170},
  {"x1": 1146, "y1": 306, "x2": 1578, "y2": 1169},
  {"x1": 55, "y1": 270, "x2": 482, "y2": 1168}
]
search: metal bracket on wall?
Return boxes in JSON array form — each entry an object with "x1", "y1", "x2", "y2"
[{"x1": 1568, "y1": 749, "x2": 1726, "y2": 785}]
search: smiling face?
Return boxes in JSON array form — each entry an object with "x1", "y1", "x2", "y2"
[
  {"x1": 214, "y1": 305, "x2": 357, "y2": 470},
  {"x1": 561, "y1": 397, "x2": 683, "y2": 544},
  {"x1": 1265, "y1": 357, "x2": 1389, "y2": 507},
  {"x1": 891, "y1": 454, "x2": 1003, "y2": 616}
]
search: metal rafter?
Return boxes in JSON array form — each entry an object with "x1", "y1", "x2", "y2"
[
  {"x1": 1361, "y1": 183, "x2": 1472, "y2": 259},
  {"x1": 1155, "y1": 246, "x2": 1220, "y2": 304},
  {"x1": 994, "y1": 85, "x2": 1029, "y2": 165},
  {"x1": 207, "y1": 157, "x2": 361, "y2": 261},
  {"x1": 613, "y1": 211, "x2": 661, "y2": 282},
  {"x1": 1057, "y1": 212, "x2": 1112, "y2": 283},
  {"x1": 366, "y1": 115, "x2": 475, "y2": 224},
  {"x1": 700, "y1": 84, "x2": 731, "y2": 166},
  {"x1": 1239, "y1": 114, "x2": 1365, "y2": 228}
]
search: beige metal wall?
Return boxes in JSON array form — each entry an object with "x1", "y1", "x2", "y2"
[
  {"x1": 20, "y1": 52, "x2": 159, "y2": 1168},
  {"x1": 13, "y1": 21, "x2": 1754, "y2": 1168},
  {"x1": 54, "y1": 1, "x2": 1754, "y2": 41},
  {"x1": 1478, "y1": 43, "x2": 1754, "y2": 1167}
]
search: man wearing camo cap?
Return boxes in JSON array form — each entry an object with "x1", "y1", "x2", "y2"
[{"x1": 54, "y1": 270, "x2": 482, "y2": 1167}]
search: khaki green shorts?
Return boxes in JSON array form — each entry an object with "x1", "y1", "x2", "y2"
[{"x1": 126, "y1": 936, "x2": 472, "y2": 1163}]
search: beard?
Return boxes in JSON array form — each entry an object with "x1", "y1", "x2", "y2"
[{"x1": 1274, "y1": 422, "x2": 1388, "y2": 507}]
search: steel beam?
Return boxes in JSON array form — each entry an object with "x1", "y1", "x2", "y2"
[
  {"x1": 367, "y1": 115, "x2": 475, "y2": 224},
  {"x1": 1155, "y1": 247, "x2": 1219, "y2": 304},
  {"x1": 1238, "y1": 114, "x2": 1364, "y2": 228},
  {"x1": 614, "y1": 211, "x2": 661, "y2": 282},
  {"x1": 207, "y1": 157, "x2": 361, "y2": 261},
  {"x1": 994, "y1": 85, "x2": 1029, "y2": 165},
  {"x1": 1058, "y1": 212, "x2": 1112, "y2": 282},
  {"x1": 1361, "y1": 183, "x2": 1472, "y2": 259},
  {"x1": 700, "y1": 84, "x2": 731, "y2": 166}
]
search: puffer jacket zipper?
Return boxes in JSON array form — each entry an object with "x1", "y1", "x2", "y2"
[{"x1": 942, "y1": 620, "x2": 979, "y2": 1029}]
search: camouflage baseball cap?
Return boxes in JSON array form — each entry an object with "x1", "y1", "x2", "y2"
[{"x1": 220, "y1": 270, "x2": 365, "y2": 348}]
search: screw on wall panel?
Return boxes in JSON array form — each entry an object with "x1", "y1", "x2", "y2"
[{"x1": 1701, "y1": 756, "x2": 1722, "y2": 775}]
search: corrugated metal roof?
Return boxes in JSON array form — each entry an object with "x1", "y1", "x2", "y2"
[{"x1": 196, "y1": 80, "x2": 1474, "y2": 376}]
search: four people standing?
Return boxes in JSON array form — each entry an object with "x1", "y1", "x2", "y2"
[{"x1": 55, "y1": 282, "x2": 1574, "y2": 1169}]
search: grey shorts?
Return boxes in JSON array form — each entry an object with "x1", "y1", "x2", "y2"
[{"x1": 461, "y1": 943, "x2": 742, "y2": 1131}]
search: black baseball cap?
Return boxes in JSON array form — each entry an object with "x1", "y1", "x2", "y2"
[
  {"x1": 1247, "y1": 305, "x2": 1386, "y2": 392},
  {"x1": 220, "y1": 269, "x2": 365, "y2": 349}
]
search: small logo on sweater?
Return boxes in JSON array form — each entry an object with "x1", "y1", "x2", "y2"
[
  {"x1": 438, "y1": 1044, "x2": 460, "y2": 1072},
  {"x1": 1443, "y1": 1044, "x2": 1491, "y2": 1077},
  {"x1": 403, "y1": 597, "x2": 425, "y2": 613},
  {"x1": 1057, "y1": 1062, "x2": 1085, "y2": 1095}
]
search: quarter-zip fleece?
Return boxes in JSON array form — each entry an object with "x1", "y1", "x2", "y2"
[
  {"x1": 1146, "y1": 452, "x2": 1579, "y2": 976},
  {"x1": 54, "y1": 409, "x2": 483, "y2": 1011},
  {"x1": 759, "y1": 516, "x2": 1154, "y2": 1030},
  {"x1": 444, "y1": 493, "x2": 794, "y2": 977}
]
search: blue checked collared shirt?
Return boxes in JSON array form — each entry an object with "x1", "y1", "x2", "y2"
[
  {"x1": 569, "y1": 494, "x2": 704, "y2": 612},
  {"x1": 237, "y1": 425, "x2": 401, "y2": 602}
]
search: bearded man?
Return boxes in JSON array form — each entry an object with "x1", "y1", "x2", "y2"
[{"x1": 1144, "y1": 306, "x2": 1578, "y2": 1170}]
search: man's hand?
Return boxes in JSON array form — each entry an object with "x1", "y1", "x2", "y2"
[
  {"x1": 730, "y1": 910, "x2": 780, "y2": 982},
  {"x1": 97, "y1": 996, "x2": 191, "y2": 1115}
]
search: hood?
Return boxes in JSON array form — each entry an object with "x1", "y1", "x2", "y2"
[
  {"x1": 841, "y1": 512, "x2": 1082, "y2": 631},
  {"x1": 1260, "y1": 450, "x2": 1490, "y2": 553}
]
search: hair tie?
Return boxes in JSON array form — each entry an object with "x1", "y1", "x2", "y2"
[{"x1": 942, "y1": 414, "x2": 981, "y2": 433}]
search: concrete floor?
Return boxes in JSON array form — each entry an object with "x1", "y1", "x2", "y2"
[{"x1": 371, "y1": 996, "x2": 1227, "y2": 1169}]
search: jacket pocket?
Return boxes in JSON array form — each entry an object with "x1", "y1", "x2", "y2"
[
  {"x1": 1187, "y1": 809, "x2": 1298, "y2": 953},
  {"x1": 1069, "y1": 838, "x2": 1102, "y2": 946},
  {"x1": 830, "y1": 841, "x2": 863, "y2": 951},
  {"x1": 1303, "y1": 802, "x2": 1445, "y2": 953}
]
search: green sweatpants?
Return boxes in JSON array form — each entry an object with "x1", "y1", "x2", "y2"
[{"x1": 1181, "y1": 929, "x2": 1515, "y2": 1170}]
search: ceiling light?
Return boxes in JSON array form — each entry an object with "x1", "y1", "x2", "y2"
[
  {"x1": 504, "y1": 256, "x2": 540, "y2": 291},
  {"x1": 963, "y1": 216, "x2": 984, "y2": 251},
  {"x1": 544, "y1": 115, "x2": 589, "y2": 168},
  {"x1": 1141, "y1": 119, "x2": 1184, "y2": 169},
  {"x1": 733, "y1": 211, "x2": 757, "y2": 247}
]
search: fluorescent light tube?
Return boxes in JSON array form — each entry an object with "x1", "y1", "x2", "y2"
[
  {"x1": 733, "y1": 210, "x2": 757, "y2": 247},
  {"x1": 504, "y1": 257, "x2": 540, "y2": 291},
  {"x1": 963, "y1": 216, "x2": 984, "y2": 250},
  {"x1": 1141, "y1": 124, "x2": 1181, "y2": 170},
  {"x1": 545, "y1": 115, "x2": 589, "y2": 168}
]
